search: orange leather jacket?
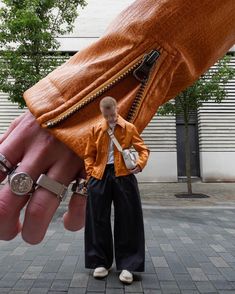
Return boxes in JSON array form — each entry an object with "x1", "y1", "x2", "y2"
[
  {"x1": 22, "y1": 0, "x2": 235, "y2": 163},
  {"x1": 84, "y1": 113, "x2": 150, "y2": 180}
]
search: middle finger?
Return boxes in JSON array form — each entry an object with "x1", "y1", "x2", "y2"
[{"x1": 22, "y1": 154, "x2": 82, "y2": 244}]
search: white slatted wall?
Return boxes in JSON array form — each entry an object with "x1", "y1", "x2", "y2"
[
  {"x1": 141, "y1": 111, "x2": 176, "y2": 152},
  {"x1": 0, "y1": 92, "x2": 26, "y2": 135},
  {"x1": 197, "y1": 55, "x2": 235, "y2": 152}
]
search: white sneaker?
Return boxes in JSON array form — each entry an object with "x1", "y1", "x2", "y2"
[
  {"x1": 119, "y1": 269, "x2": 133, "y2": 284},
  {"x1": 93, "y1": 266, "x2": 110, "y2": 278}
]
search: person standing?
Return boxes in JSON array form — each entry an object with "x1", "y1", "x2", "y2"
[{"x1": 83, "y1": 96, "x2": 150, "y2": 284}]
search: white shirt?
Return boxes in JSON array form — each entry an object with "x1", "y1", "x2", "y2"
[{"x1": 107, "y1": 122, "x2": 116, "y2": 164}]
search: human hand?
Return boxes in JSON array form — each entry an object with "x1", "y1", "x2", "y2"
[
  {"x1": 129, "y1": 164, "x2": 142, "y2": 174},
  {"x1": 0, "y1": 110, "x2": 87, "y2": 244}
]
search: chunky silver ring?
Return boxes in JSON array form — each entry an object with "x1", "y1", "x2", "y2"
[
  {"x1": 36, "y1": 174, "x2": 68, "y2": 202},
  {"x1": 0, "y1": 153, "x2": 13, "y2": 174},
  {"x1": 8, "y1": 170, "x2": 36, "y2": 196}
]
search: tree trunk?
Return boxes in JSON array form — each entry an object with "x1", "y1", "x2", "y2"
[{"x1": 184, "y1": 121, "x2": 192, "y2": 194}]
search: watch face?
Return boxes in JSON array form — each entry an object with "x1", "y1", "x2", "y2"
[{"x1": 9, "y1": 172, "x2": 34, "y2": 195}]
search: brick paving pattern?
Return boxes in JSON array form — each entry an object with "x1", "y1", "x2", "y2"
[{"x1": 1, "y1": 203, "x2": 235, "y2": 293}]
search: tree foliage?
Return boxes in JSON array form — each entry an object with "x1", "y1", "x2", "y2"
[
  {"x1": 158, "y1": 54, "x2": 234, "y2": 194},
  {"x1": 0, "y1": 0, "x2": 87, "y2": 108}
]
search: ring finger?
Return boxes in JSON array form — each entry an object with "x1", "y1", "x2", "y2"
[{"x1": 0, "y1": 155, "x2": 52, "y2": 241}]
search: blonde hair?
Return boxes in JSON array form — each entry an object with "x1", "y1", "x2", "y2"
[{"x1": 99, "y1": 96, "x2": 117, "y2": 111}]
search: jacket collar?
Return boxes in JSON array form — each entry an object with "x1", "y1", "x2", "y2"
[{"x1": 100, "y1": 113, "x2": 126, "y2": 132}]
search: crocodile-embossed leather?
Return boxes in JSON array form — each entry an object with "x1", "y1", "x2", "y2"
[{"x1": 22, "y1": 0, "x2": 235, "y2": 159}]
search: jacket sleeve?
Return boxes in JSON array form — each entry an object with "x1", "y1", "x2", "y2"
[
  {"x1": 131, "y1": 125, "x2": 150, "y2": 171},
  {"x1": 83, "y1": 126, "x2": 97, "y2": 180},
  {"x1": 22, "y1": 0, "x2": 235, "y2": 160}
]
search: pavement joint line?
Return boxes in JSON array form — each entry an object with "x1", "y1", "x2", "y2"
[{"x1": 142, "y1": 205, "x2": 235, "y2": 209}]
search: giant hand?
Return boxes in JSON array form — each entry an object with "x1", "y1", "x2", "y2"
[{"x1": 0, "y1": 110, "x2": 86, "y2": 244}]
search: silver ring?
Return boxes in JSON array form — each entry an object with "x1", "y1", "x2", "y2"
[
  {"x1": 0, "y1": 153, "x2": 13, "y2": 174},
  {"x1": 8, "y1": 169, "x2": 35, "y2": 196},
  {"x1": 7, "y1": 166, "x2": 68, "y2": 201},
  {"x1": 36, "y1": 174, "x2": 68, "y2": 202}
]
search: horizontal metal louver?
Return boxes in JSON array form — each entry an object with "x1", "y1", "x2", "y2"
[
  {"x1": 139, "y1": 99, "x2": 177, "y2": 152},
  {"x1": 197, "y1": 56, "x2": 235, "y2": 152},
  {"x1": 0, "y1": 93, "x2": 26, "y2": 135}
]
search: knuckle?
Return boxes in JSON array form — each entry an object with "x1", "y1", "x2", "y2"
[
  {"x1": 26, "y1": 201, "x2": 48, "y2": 221},
  {"x1": 37, "y1": 132, "x2": 58, "y2": 155},
  {"x1": 43, "y1": 132, "x2": 57, "y2": 145}
]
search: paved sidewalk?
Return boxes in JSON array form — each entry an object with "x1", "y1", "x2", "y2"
[
  {"x1": 0, "y1": 181, "x2": 235, "y2": 293},
  {"x1": 140, "y1": 181, "x2": 235, "y2": 208}
]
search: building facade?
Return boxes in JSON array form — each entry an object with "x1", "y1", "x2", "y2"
[{"x1": 0, "y1": 0, "x2": 234, "y2": 182}]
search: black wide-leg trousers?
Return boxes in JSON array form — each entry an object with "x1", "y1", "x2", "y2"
[{"x1": 84, "y1": 163, "x2": 145, "y2": 272}]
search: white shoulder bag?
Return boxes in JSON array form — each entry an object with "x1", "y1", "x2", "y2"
[{"x1": 107, "y1": 127, "x2": 137, "y2": 170}]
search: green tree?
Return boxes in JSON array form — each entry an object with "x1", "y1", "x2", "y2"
[
  {"x1": 158, "y1": 54, "x2": 235, "y2": 196},
  {"x1": 0, "y1": 0, "x2": 87, "y2": 108}
]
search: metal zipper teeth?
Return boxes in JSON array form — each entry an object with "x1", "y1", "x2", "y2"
[
  {"x1": 126, "y1": 51, "x2": 161, "y2": 123},
  {"x1": 126, "y1": 79, "x2": 148, "y2": 123},
  {"x1": 43, "y1": 54, "x2": 147, "y2": 128}
]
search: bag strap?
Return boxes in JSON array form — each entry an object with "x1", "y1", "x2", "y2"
[{"x1": 107, "y1": 128, "x2": 123, "y2": 152}]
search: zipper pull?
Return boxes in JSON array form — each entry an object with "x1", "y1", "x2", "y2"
[{"x1": 133, "y1": 49, "x2": 160, "y2": 82}]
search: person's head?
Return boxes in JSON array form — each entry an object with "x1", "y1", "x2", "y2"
[{"x1": 99, "y1": 96, "x2": 118, "y2": 124}]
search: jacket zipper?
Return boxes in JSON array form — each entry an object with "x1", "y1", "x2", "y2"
[
  {"x1": 127, "y1": 49, "x2": 160, "y2": 122},
  {"x1": 43, "y1": 48, "x2": 161, "y2": 128}
]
